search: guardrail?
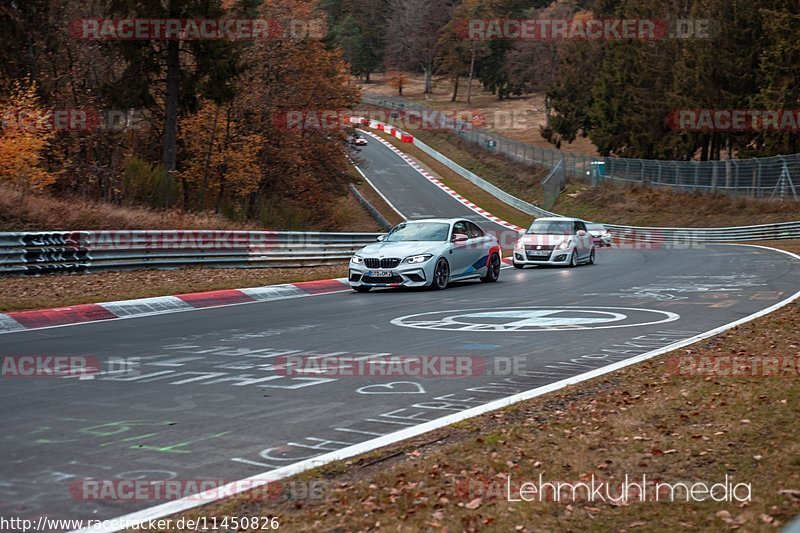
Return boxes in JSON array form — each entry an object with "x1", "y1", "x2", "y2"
[
  {"x1": 361, "y1": 95, "x2": 800, "y2": 200},
  {"x1": 604, "y1": 221, "x2": 800, "y2": 243},
  {"x1": 349, "y1": 184, "x2": 393, "y2": 230},
  {"x1": 411, "y1": 137, "x2": 555, "y2": 218},
  {"x1": 0, "y1": 231, "x2": 381, "y2": 275}
]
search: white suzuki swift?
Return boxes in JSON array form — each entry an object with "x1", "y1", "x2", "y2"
[{"x1": 512, "y1": 217, "x2": 596, "y2": 268}]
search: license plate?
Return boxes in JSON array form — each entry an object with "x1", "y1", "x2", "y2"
[
  {"x1": 368, "y1": 270, "x2": 393, "y2": 277},
  {"x1": 529, "y1": 251, "x2": 549, "y2": 256}
]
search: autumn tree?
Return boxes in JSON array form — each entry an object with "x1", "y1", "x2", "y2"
[
  {"x1": 437, "y1": 0, "x2": 492, "y2": 103},
  {"x1": 322, "y1": 0, "x2": 390, "y2": 82},
  {"x1": 178, "y1": 101, "x2": 264, "y2": 212},
  {"x1": 174, "y1": 0, "x2": 360, "y2": 223},
  {"x1": 0, "y1": 79, "x2": 57, "y2": 191},
  {"x1": 751, "y1": 2, "x2": 800, "y2": 156},
  {"x1": 384, "y1": 0, "x2": 455, "y2": 94},
  {"x1": 104, "y1": 0, "x2": 243, "y2": 182}
]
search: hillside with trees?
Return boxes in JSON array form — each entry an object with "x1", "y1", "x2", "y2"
[
  {"x1": 328, "y1": 0, "x2": 799, "y2": 160},
  {"x1": 2, "y1": 0, "x2": 798, "y2": 228},
  {"x1": 1, "y1": 0, "x2": 360, "y2": 228}
]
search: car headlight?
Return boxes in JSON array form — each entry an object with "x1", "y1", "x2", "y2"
[
  {"x1": 351, "y1": 255, "x2": 364, "y2": 264},
  {"x1": 405, "y1": 254, "x2": 432, "y2": 264},
  {"x1": 557, "y1": 241, "x2": 571, "y2": 250},
  {"x1": 514, "y1": 239, "x2": 524, "y2": 249}
]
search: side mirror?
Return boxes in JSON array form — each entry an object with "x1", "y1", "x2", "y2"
[
  {"x1": 377, "y1": 235, "x2": 386, "y2": 242},
  {"x1": 452, "y1": 233, "x2": 469, "y2": 243},
  {"x1": 576, "y1": 230, "x2": 587, "y2": 237}
]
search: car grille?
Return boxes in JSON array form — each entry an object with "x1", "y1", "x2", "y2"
[
  {"x1": 526, "y1": 253, "x2": 551, "y2": 261},
  {"x1": 525, "y1": 244, "x2": 554, "y2": 261},
  {"x1": 363, "y1": 275, "x2": 404, "y2": 284},
  {"x1": 364, "y1": 258, "x2": 401, "y2": 269}
]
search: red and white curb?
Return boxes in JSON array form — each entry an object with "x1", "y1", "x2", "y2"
[
  {"x1": 360, "y1": 129, "x2": 524, "y2": 234},
  {"x1": 0, "y1": 278, "x2": 351, "y2": 334},
  {"x1": 349, "y1": 116, "x2": 415, "y2": 143}
]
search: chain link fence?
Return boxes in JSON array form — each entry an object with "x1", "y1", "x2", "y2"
[
  {"x1": 362, "y1": 95, "x2": 800, "y2": 201},
  {"x1": 541, "y1": 159, "x2": 566, "y2": 210}
]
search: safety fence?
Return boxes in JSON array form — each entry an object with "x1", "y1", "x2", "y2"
[
  {"x1": 361, "y1": 95, "x2": 800, "y2": 200},
  {"x1": 541, "y1": 159, "x2": 567, "y2": 210},
  {"x1": 0, "y1": 231, "x2": 381, "y2": 275},
  {"x1": 364, "y1": 123, "x2": 800, "y2": 243}
]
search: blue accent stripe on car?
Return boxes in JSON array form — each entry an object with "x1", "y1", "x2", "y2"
[{"x1": 451, "y1": 255, "x2": 489, "y2": 279}]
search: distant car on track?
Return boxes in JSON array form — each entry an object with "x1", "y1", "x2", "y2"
[
  {"x1": 586, "y1": 222, "x2": 613, "y2": 247},
  {"x1": 350, "y1": 135, "x2": 368, "y2": 146},
  {"x1": 512, "y1": 217, "x2": 595, "y2": 268},
  {"x1": 349, "y1": 218, "x2": 501, "y2": 292}
]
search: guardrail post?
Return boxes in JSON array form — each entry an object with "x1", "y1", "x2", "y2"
[{"x1": 755, "y1": 160, "x2": 762, "y2": 198}]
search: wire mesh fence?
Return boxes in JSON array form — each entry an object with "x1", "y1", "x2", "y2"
[
  {"x1": 541, "y1": 159, "x2": 566, "y2": 210},
  {"x1": 361, "y1": 95, "x2": 800, "y2": 201}
]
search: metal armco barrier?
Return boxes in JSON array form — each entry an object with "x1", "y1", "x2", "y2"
[
  {"x1": 0, "y1": 231, "x2": 382, "y2": 275},
  {"x1": 349, "y1": 183, "x2": 393, "y2": 230},
  {"x1": 604, "y1": 221, "x2": 800, "y2": 243}
]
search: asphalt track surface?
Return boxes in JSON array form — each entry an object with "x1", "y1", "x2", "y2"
[
  {"x1": 354, "y1": 138, "x2": 520, "y2": 242},
  {"x1": 1, "y1": 138, "x2": 799, "y2": 528}
]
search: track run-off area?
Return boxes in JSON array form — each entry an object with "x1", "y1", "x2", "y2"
[{"x1": 1, "y1": 136, "x2": 799, "y2": 530}]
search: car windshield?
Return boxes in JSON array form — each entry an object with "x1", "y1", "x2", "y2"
[
  {"x1": 385, "y1": 222, "x2": 449, "y2": 242},
  {"x1": 527, "y1": 220, "x2": 574, "y2": 235}
]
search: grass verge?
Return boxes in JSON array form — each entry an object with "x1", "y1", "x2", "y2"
[
  {"x1": 0, "y1": 184, "x2": 382, "y2": 233},
  {"x1": 159, "y1": 242, "x2": 800, "y2": 533},
  {"x1": 0, "y1": 265, "x2": 348, "y2": 313}
]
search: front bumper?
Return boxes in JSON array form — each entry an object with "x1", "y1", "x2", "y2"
[
  {"x1": 348, "y1": 260, "x2": 434, "y2": 288},
  {"x1": 512, "y1": 248, "x2": 573, "y2": 266}
]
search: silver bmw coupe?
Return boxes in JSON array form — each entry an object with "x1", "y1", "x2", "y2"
[{"x1": 348, "y1": 218, "x2": 502, "y2": 292}]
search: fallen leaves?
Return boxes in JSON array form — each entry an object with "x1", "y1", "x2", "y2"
[{"x1": 465, "y1": 498, "x2": 482, "y2": 510}]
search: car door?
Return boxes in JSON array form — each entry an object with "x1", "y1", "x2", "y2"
[
  {"x1": 449, "y1": 220, "x2": 475, "y2": 278},
  {"x1": 466, "y1": 221, "x2": 491, "y2": 271},
  {"x1": 574, "y1": 221, "x2": 592, "y2": 260}
]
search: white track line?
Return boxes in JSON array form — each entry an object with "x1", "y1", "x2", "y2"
[
  {"x1": 360, "y1": 129, "x2": 523, "y2": 233},
  {"x1": 75, "y1": 245, "x2": 800, "y2": 533},
  {"x1": 353, "y1": 163, "x2": 407, "y2": 221}
]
